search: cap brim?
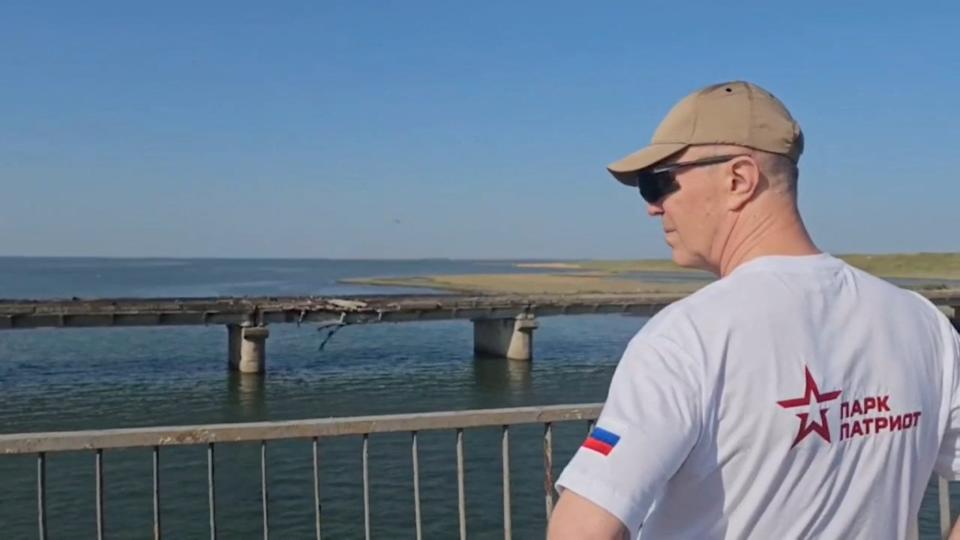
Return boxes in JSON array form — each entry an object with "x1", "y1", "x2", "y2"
[{"x1": 607, "y1": 143, "x2": 688, "y2": 186}]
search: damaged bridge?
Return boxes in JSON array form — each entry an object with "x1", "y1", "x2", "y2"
[{"x1": 2, "y1": 291, "x2": 958, "y2": 374}]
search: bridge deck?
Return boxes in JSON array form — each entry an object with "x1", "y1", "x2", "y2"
[{"x1": 1, "y1": 291, "x2": 958, "y2": 330}]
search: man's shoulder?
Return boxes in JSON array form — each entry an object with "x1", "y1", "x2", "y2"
[
  {"x1": 644, "y1": 257, "x2": 947, "y2": 336},
  {"x1": 633, "y1": 284, "x2": 729, "y2": 355},
  {"x1": 641, "y1": 273, "x2": 751, "y2": 334},
  {"x1": 840, "y1": 262, "x2": 948, "y2": 319}
]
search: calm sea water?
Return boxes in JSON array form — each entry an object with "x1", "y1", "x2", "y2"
[{"x1": 0, "y1": 258, "x2": 954, "y2": 538}]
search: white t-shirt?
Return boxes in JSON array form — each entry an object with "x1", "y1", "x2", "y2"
[{"x1": 556, "y1": 254, "x2": 960, "y2": 539}]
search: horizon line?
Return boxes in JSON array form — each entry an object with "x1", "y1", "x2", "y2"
[{"x1": 1, "y1": 251, "x2": 958, "y2": 262}]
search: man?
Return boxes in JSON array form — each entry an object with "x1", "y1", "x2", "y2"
[{"x1": 547, "y1": 81, "x2": 960, "y2": 539}]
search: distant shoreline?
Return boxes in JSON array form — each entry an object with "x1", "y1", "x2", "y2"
[
  {"x1": 341, "y1": 253, "x2": 960, "y2": 295},
  {"x1": 517, "y1": 253, "x2": 960, "y2": 280},
  {"x1": 340, "y1": 274, "x2": 709, "y2": 296}
]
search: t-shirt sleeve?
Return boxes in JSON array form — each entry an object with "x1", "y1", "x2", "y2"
[
  {"x1": 935, "y1": 319, "x2": 960, "y2": 479},
  {"x1": 554, "y1": 333, "x2": 703, "y2": 536}
]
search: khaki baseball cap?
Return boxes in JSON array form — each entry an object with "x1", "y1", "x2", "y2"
[{"x1": 608, "y1": 81, "x2": 804, "y2": 186}]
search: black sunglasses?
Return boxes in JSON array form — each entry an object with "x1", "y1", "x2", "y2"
[{"x1": 636, "y1": 154, "x2": 748, "y2": 204}]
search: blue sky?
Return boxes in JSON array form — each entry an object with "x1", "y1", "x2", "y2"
[{"x1": 2, "y1": 1, "x2": 958, "y2": 259}]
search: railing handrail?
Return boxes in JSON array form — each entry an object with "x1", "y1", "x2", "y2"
[
  {"x1": 0, "y1": 403, "x2": 603, "y2": 454},
  {"x1": 1, "y1": 401, "x2": 956, "y2": 538}
]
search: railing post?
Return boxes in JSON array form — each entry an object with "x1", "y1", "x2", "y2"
[
  {"x1": 456, "y1": 429, "x2": 467, "y2": 540},
  {"x1": 95, "y1": 449, "x2": 104, "y2": 540},
  {"x1": 544, "y1": 423, "x2": 554, "y2": 523},
  {"x1": 261, "y1": 441, "x2": 270, "y2": 540},
  {"x1": 208, "y1": 443, "x2": 217, "y2": 540},
  {"x1": 313, "y1": 438, "x2": 322, "y2": 540},
  {"x1": 411, "y1": 431, "x2": 422, "y2": 540},
  {"x1": 153, "y1": 447, "x2": 161, "y2": 540},
  {"x1": 940, "y1": 477, "x2": 951, "y2": 538},
  {"x1": 37, "y1": 453, "x2": 47, "y2": 540},
  {"x1": 502, "y1": 425, "x2": 512, "y2": 540},
  {"x1": 362, "y1": 434, "x2": 371, "y2": 540}
]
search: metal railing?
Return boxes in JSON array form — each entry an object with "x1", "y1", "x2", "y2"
[
  {"x1": 0, "y1": 403, "x2": 601, "y2": 539},
  {"x1": 0, "y1": 403, "x2": 955, "y2": 539}
]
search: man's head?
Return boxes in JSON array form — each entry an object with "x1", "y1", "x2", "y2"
[{"x1": 607, "y1": 81, "x2": 810, "y2": 274}]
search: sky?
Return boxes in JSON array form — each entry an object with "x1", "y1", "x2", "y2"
[{"x1": 1, "y1": 1, "x2": 958, "y2": 259}]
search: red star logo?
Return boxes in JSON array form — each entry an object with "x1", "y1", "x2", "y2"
[{"x1": 777, "y1": 367, "x2": 842, "y2": 448}]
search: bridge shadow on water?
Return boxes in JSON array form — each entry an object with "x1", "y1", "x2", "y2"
[
  {"x1": 226, "y1": 372, "x2": 268, "y2": 416},
  {"x1": 472, "y1": 355, "x2": 533, "y2": 394}
]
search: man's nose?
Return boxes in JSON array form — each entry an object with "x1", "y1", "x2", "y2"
[{"x1": 646, "y1": 200, "x2": 664, "y2": 217}]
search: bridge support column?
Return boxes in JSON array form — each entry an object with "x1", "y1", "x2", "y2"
[
  {"x1": 228, "y1": 324, "x2": 242, "y2": 370},
  {"x1": 228, "y1": 324, "x2": 270, "y2": 374},
  {"x1": 472, "y1": 314, "x2": 538, "y2": 361},
  {"x1": 951, "y1": 305, "x2": 959, "y2": 332}
]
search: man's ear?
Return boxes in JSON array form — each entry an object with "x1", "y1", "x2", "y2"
[{"x1": 726, "y1": 156, "x2": 761, "y2": 211}]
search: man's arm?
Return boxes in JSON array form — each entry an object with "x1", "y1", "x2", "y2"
[
  {"x1": 547, "y1": 490, "x2": 629, "y2": 540},
  {"x1": 941, "y1": 324, "x2": 960, "y2": 540},
  {"x1": 549, "y1": 334, "x2": 703, "y2": 537},
  {"x1": 950, "y1": 516, "x2": 960, "y2": 540}
]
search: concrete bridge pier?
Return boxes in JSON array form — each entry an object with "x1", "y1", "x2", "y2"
[
  {"x1": 472, "y1": 314, "x2": 539, "y2": 361},
  {"x1": 227, "y1": 324, "x2": 270, "y2": 374}
]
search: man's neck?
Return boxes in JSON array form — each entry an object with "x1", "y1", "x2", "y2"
[{"x1": 715, "y1": 201, "x2": 820, "y2": 277}]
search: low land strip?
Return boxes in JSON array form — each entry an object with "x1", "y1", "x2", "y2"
[{"x1": 343, "y1": 253, "x2": 960, "y2": 296}]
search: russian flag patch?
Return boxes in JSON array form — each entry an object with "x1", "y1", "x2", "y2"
[{"x1": 582, "y1": 426, "x2": 621, "y2": 456}]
